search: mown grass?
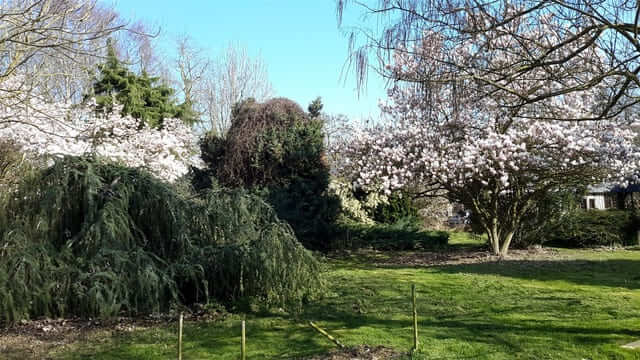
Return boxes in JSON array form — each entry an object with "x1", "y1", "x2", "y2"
[{"x1": 53, "y1": 245, "x2": 640, "y2": 359}]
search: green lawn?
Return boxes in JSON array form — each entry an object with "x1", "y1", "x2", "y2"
[{"x1": 54, "y1": 247, "x2": 640, "y2": 359}]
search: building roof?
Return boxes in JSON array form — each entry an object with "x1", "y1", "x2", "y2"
[
  {"x1": 611, "y1": 183, "x2": 640, "y2": 193},
  {"x1": 587, "y1": 183, "x2": 612, "y2": 193},
  {"x1": 588, "y1": 182, "x2": 640, "y2": 194}
]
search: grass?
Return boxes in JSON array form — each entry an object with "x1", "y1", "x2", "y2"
[
  {"x1": 448, "y1": 230, "x2": 487, "y2": 248},
  {"x1": 49, "y1": 243, "x2": 640, "y2": 359}
]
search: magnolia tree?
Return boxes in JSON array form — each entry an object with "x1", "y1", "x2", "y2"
[
  {"x1": 0, "y1": 79, "x2": 200, "y2": 182},
  {"x1": 341, "y1": 31, "x2": 640, "y2": 257}
]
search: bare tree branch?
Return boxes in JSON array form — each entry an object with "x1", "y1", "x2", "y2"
[{"x1": 338, "y1": 0, "x2": 640, "y2": 121}]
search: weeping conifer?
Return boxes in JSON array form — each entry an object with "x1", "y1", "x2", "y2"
[{"x1": 0, "y1": 156, "x2": 322, "y2": 324}]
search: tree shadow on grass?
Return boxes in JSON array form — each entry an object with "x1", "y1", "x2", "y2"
[
  {"x1": 296, "y1": 300, "x2": 640, "y2": 359},
  {"x1": 60, "y1": 320, "x2": 334, "y2": 360},
  {"x1": 433, "y1": 259, "x2": 640, "y2": 290},
  {"x1": 305, "y1": 253, "x2": 640, "y2": 357},
  {"x1": 61, "y1": 283, "x2": 640, "y2": 360},
  {"x1": 295, "y1": 277, "x2": 640, "y2": 358}
]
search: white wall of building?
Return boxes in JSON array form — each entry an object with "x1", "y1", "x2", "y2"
[{"x1": 584, "y1": 195, "x2": 606, "y2": 210}]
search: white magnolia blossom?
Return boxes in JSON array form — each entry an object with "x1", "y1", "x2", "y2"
[
  {"x1": 342, "y1": 118, "x2": 640, "y2": 195},
  {"x1": 0, "y1": 76, "x2": 201, "y2": 182}
]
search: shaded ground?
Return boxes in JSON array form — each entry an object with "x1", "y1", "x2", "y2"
[
  {"x1": 0, "y1": 318, "x2": 165, "y2": 360},
  {"x1": 0, "y1": 308, "x2": 225, "y2": 359}
]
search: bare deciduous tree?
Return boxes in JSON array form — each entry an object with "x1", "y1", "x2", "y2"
[
  {"x1": 337, "y1": 0, "x2": 640, "y2": 121},
  {"x1": 171, "y1": 39, "x2": 273, "y2": 135},
  {"x1": 0, "y1": 0, "x2": 126, "y2": 108},
  {"x1": 323, "y1": 112, "x2": 350, "y2": 164},
  {"x1": 174, "y1": 35, "x2": 210, "y2": 121},
  {"x1": 117, "y1": 21, "x2": 165, "y2": 78},
  {"x1": 200, "y1": 43, "x2": 274, "y2": 136}
]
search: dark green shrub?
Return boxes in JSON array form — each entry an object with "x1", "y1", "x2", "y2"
[
  {"x1": 542, "y1": 210, "x2": 638, "y2": 247},
  {"x1": 0, "y1": 141, "x2": 36, "y2": 234},
  {"x1": 372, "y1": 193, "x2": 419, "y2": 224},
  {"x1": 0, "y1": 156, "x2": 322, "y2": 324},
  {"x1": 333, "y1": 217, "x2": 449, "y2": 251},
  {"x1": 205, "y1": 98, "x2": 311, "y2": 187},
  {"x1": 198, "y1": 98, "x2": 339, "y2": 250},
  {"x1": 511, "y1": 189, "x2": 585, "y2": 247},
  {"x1": 255, "y1": 121, "x2": 340, "y2": 249}
]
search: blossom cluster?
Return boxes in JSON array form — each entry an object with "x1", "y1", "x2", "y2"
[
  {"x1": 0, "y1": 85, "x2": 201, "y2": 182},
  {"x1": 328, "y1": 178, "x2": 390, "y2": 224},
  {"x1": 341, "y1": 118, "x2": 639, "y2": 195}
]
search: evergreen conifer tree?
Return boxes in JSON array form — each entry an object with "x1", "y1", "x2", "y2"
[
  {"x1": 92, "y1": 40, "x2": 197, "y2": 128},
  {"x1": 308, "y1": 97, "x2": 323, "y2": 119}
]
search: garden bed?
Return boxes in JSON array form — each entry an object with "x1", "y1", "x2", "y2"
[{"x1": 303, "y1": 345, "x2": 403, "y2": 359}]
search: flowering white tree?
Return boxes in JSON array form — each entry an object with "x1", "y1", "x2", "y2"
[
  {"x1": 341, "y1": 30, "x2": 640, "y2": 257},
  {"x1": 0, "y1": 78, "x2": 201, "y2": 182}
]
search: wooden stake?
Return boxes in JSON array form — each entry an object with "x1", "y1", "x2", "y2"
[
  {"x1": 309, "y1": 321, "x2": 345, "y2": 349},
  {"x1": 178, "y1": 313, "x2": 183, "y2": 360},
  {"x1": 412, "y1": 284, "x2": 418, "y2": 352},
  {"x1": 241, "y1": 320, "x2": 246, "y2": 360}
]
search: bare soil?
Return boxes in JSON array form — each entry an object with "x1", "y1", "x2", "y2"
[
  {"x1": 328, "y1": 246, "x2": 569, "y2": 269},
  {"x1": 0, "y1": 308, "x2": 225, "y2": 359},
  {"x1": 0, "y1": 317, "x2": 163, "y2": 359},
  {"x1": 368, "y1": 247, "x2": 562, "y2": 267},
  {"x1": 303, "y1": 345, "x2": 403, "y2": 360}
]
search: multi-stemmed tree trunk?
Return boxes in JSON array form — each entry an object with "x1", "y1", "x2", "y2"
[{"x1": 452, "y1": 182, "x2": 530, "y2": 257}]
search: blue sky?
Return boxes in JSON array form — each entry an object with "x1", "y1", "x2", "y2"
[{"x1": 114, "y1": 0, "x2": 386, "y2": 122}]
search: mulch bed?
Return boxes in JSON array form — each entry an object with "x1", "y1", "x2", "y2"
[
  {"x1": 0, "y1": 307, "x2": 227, "y2": 359},
  {"x1": 0, "y1": 317, "x2": 161, "y2": 359},
  {"x1": 303, "y1": 345, "x2": 404, "y2": 360},
  {"x1": 374, "y1": 247, "x2": 560, "y2": 267},
  {"x1": 330, "y1": 247, "x2": 564, "y2": 267}
]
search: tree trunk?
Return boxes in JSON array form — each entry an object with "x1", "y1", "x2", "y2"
[
  {"x1": 499, "y1": 231, "x2": 515, "y2": 257},
  {"x1": 484, "y1": 224, "x2": 515, "y2": 258},
  {"x1": 487, "y1": 222, "x2": 500, "y2": 256}
]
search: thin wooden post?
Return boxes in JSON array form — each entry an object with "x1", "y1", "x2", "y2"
[
  {"x1": 178, "y1": 313, "x2": 183, "y2": 360},
  {"x1": 309, "y1": 321, "x2": 345, "y2": 349},
  {"x1": 241, "y1": 320, "x2": 246, "y2": 360},
  {"x1": 412, "y1": 284, "x2": 418, "y2": 352}
]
